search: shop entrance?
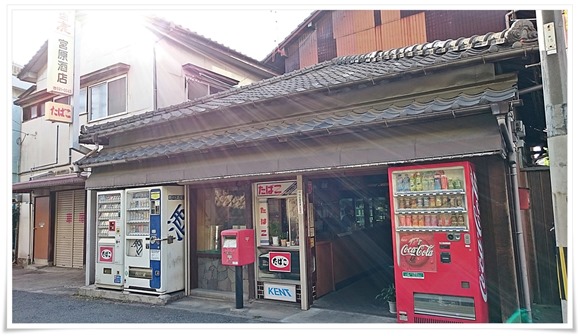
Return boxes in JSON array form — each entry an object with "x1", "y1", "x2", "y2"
[{"x1": 310, "y1": 174, "x2": 394, "y2": 316}]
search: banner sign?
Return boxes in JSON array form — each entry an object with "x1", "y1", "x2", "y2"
[{"x1": 47, "y1": 11, "x2": 75, "y2": 95}]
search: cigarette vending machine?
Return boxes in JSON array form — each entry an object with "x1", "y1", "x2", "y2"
[
  {"x1": 95, "y1": 191, "x2": 125, "y2": 289},
  {"x1": 124, "y1": 186, "x2": 185, "y2": 294},
  {"x1": 388, "y1": 161, "x2": 488, "y2": 323}
]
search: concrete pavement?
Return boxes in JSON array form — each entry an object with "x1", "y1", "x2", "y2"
[
  {"x1": 11, "y1": 265, "x2": 396, "y2": 324},
  {"x1": 11, "y1": 264, "x2": 564, "y2": 324}
]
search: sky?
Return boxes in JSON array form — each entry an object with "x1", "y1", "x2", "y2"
[{"x1": 8, "y1": 7, "x2": 314, "y2": 66}]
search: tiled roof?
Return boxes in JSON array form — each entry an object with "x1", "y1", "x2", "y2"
[
  {"x1": 76, "y1": 84, "x2": 517, "y2": 167},
  {"x1": 79, "y1": 19, "x2": 538, "y2": 144}
]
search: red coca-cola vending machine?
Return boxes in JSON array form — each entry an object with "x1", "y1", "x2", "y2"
[{"x1": 388, "y1": 161, "x2": 488, "y2": 323}]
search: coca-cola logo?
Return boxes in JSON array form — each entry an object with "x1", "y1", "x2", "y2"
[
  {"x1": 400, "y1": 237, "x2": 434, "y2": 267},
  {"x1": 471, "y1": 166, "x2": 488, "y2": 302}
]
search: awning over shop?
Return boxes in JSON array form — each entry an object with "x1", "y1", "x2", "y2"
[{"x1": 12, "y1": 173, "x2": 87, "y2": 193}]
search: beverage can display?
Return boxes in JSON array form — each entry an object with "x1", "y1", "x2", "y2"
[
  {"x1": 441, "y1": 172, "x2": 448, "y2": 189},
  {"x1": 423, "y1": 172, "x2": 433, "y2": 191},
  {"x1": 451, "y1": 215, "x2": 458, "y2": 226},
  {"x1": 398, "y1": 215, "x2": 406, "y2": 226},
  {"x1": 455, "y1": 178, "x2": 463, "y2": 190},
  {"x1": 404, "y1": 197, "x2": 411, "y2": 208},
  {"x1": 405, "y1": 215, "x2": 413, "y2": 226},
  {"x1": 442, "y1": 214, "x2": 451, "y2": 226},
  {"x1": 416, "y1": 196, "x2": 423, "y2": 208},
  {"x1": 456, "y1": 196, "x2": 464, "y2": 208},
  {"x1": 425, "y1": 214, "x2": 431, "y2": 226},
  {"x1": 434, "y1": 171, "x2": 441, "y2": 190},
  {"x1": 412, "y1": 215, "x2": 418, "y2": 226},
  {"x1": 398, "y1": 197, "x2": 405, "y2": 209},
  {"x1": 432, "y1": 214, "x2": 439, "y2": 226},
  {"x1": 415, "y1": 172, "x2": 423, "y2": 191},
  {"x1": 396, "y1": 174, "x2": 404, "y2": 192},
  {"x1": 410, "y1": 198, "x2": 417, "y2": 208},
  {"x1": 429, "y1": 196, "x2": 436, "y2": 208},
  {"x1": 442, "y1": 196, "x2": 450, "y2": 208},
  {"x1": 423, "y1": 196, "x2": 430, "y2": 208},
  {"x1": 435, "y1": 196, "x2": 442, "y2": 207},
  {"x1": 448, "y1": 196, "x2": 454, "y2": 208},
  {"x1": 457, "y1": 214, "x2": 465, "y2": 227},
  {"x1": 418, "y1": 215, "x2": 425, "y2": 226},
  {"x1": 403, "y1": 174, "x2": 411, "y2": 191}
]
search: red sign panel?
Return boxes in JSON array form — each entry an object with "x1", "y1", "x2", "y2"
[
  {"x1": 108, "y1": 220, "x2": 116, "y2": 231},
  {"x1": 99, "y1": 246, "x2": 114, "y2": 263},
  {"x1": 269, "y1": 251, "x2": 291, "y2": 272},
  {"x1": 398, "y1": 232, "x2": 436, "y2": 272}
]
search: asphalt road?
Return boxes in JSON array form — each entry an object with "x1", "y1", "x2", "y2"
[{"x1": 11, "y1": 290, "x2": 264, "y2": 324}]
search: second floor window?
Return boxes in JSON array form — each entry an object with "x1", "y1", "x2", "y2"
[
  {"x1": 182, "y1": 63, "x2": 239, "y2": 101},
  {"x1": 186, "y1": 79, "x2": 221, "y2": 101},
  {"x1": 89, "y1": 76, "x2": 127, "y2": 121}
]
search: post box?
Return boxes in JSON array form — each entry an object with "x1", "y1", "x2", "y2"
[{"x1": 221, "y1": 229, "x2": 255, "y2": 266}]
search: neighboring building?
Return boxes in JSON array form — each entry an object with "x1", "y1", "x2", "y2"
[
  {"x1": 12, "y1": 12, "x2": 276, "y2": 269},
  {"x1": 12, "y1": 63, "x2": 31, "y2": 183},
  {"x1": 263, "y1": 10, "x2": 508, "y2": 73},
  {"x1": 12, "y1": 62, "x2": 32, "y2": 262},
  {"x1": 76, "y1": 17, "x2": 547, "y2": 323}
]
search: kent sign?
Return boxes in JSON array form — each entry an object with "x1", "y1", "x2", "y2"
[{"x1": 47, "y1": 11, "x2": 75, "y2": 96}]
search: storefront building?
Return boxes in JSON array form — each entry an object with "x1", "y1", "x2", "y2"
[{"x1": 77, "y1": 20, "x2": 542, "y2": 322}]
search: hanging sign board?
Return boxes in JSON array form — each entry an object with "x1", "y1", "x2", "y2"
[
  {"x1": 47, "y1": 11, "x2": 75, "y2": 95},
  {"x1": 45, "y1": 101, "x2": 72, "y2": 123}
]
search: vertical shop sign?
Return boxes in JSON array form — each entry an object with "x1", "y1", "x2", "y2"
[
  {"x1": 258, "y1": 199, "x2": 269, "y2": 246},
  {"x1": 47, "y1": 11, "x2": 75, "y2": 95}
]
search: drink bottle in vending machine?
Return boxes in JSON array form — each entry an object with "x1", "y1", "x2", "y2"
[
  {"x1": 388, "y1": 161, "x2": 488, "y2": 323},
  {"x1": 124, "y1": 186, "x2": 186, "y2": 294}
]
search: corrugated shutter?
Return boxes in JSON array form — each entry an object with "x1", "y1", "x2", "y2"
[
  {"x1": 381, "y1": 10, "x2": 401, "y2": 24},
  {"x1": 54, "y1": 189, "x2": 85, "y2": 268},
  {"x1": 55, "y1": 190, "x2": 74, "y2": 267},
  {"x1": 353, "y1": 28, "x2": 377, "y2": 54},
  {"x1": 379, "y1": 20, "x2": 404, "y2": 50},
  {"x1": 401, "y1": 12, "x2": 427, "y2": 46},
  {"x1": 72, "y1": 190, "x2": 85, "y2": 268}
]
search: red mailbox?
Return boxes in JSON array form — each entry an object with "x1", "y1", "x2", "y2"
[{"x1": 221, "y1": 229, "x2": 255, "y2": 266}]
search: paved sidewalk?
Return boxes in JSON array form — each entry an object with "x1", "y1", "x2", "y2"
[{"x1": 11, "y1": 265, "x2": 396, "y2": 324}]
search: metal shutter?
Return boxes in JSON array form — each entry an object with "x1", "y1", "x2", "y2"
[
  {"x1": 72, "y1": 190, "x2": 85, "y2": 268},
  {"x1": 55, "y1": 189, "x2": 85, "y2": 268},
  {"x1": 55, "y1": 190, "x2": 74, "y2": 267}
]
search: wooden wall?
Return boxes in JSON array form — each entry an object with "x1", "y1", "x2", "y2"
[{"x1": 279, "y1": 10, "x2": 507, "y2": 73}]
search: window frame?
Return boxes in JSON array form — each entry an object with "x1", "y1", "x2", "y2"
[
  {"x1": 182, "y1": 63, "x2": 239, "y2": 101},
  {"x1": 87, "y1": 74, "x2": 128, "y2": 122}
]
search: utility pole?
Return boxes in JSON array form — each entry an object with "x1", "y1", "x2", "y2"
[{"x1": 536, "y1": 10, "x2": 568, "y2": 323}]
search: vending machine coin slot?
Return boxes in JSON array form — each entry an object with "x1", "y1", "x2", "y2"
[
  {"x1": 461, "y1": 281, "x2": 470, "y2": 289},
  {"x1": 440, "y1": 252, "x2": 451, "y2": 263},
  {"x1": 447, "y1": 233, "x2": 459, "y2": 241},
  {"x1": 439, "y1": 242, "x2": 451, "y2": 249},
  {"x1": 464, "y1": 233, "x2": 471, "y2": 245}
]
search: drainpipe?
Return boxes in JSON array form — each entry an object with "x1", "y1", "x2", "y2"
[{"x1": 492, "y1": 102, "x2": 533, "y2": 321}]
